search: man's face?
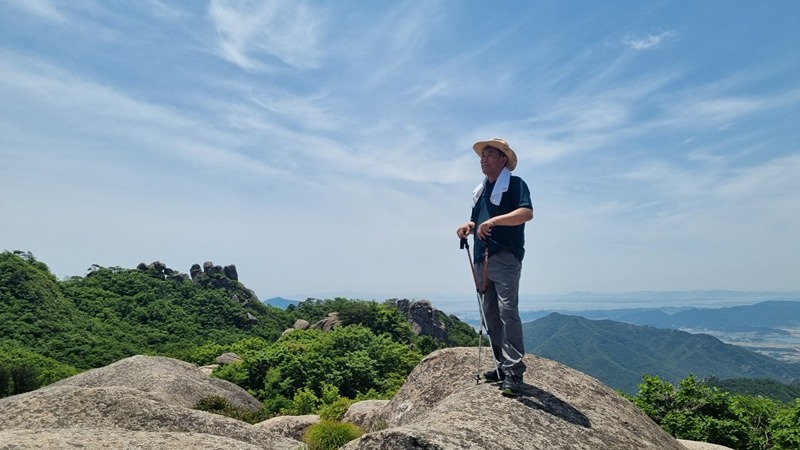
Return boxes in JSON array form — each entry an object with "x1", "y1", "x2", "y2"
[{"x1": 480, "y1": 147, "x2": 507, "y2": 178}]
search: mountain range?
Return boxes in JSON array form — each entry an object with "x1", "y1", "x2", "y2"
[
  {"x1": 522, "y1": 312, "x2": 800, "y2": 394},
  {"x1": 517, "y1": 299, "x2": 800, "y2": 332}
]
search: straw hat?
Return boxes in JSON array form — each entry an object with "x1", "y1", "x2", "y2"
[{"x1": 473, "y1": 138, "x2": 517, "y2": 171}]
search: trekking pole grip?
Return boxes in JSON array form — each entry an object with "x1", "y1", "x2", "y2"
[{"x1": 460, "y1": 238, "x2": 468, "y2": 250}]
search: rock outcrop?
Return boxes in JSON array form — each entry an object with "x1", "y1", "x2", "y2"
[
  {"x1": 0, "y1": 350, "x2": 729, "y2": 449},
  {"x1": 0, "y1": 356, "x2": 303, "y2": 449},
  {"x1": 679, "y1": 440, "x2": 734, "y2": 450},
  {"x1": 341, "y1": 347, "x2": 687, "y2": 450},
  {"x1": 216, "y1": 352, "x2": 244, "y2": 365},
  {"x1": 136, "y1": 260, "x2": 258, "y2": 304},
  {"x1": 342, "y1": 399, "x2": 390, "y2": 432},
  {"x1": 395, "y1": 299, "x2": 448, "y2": 342},
  {"x1": 254, "y1": 414, "x2": 320, "y2": 441},
  {"x1": 48, "y1": 355, "x2": 261, "y2": 410},
  {"x1": 309, "y1": 312, "x2": 340, "y2": 331}
]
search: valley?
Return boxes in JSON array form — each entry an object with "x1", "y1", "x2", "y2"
[{"x1": 690, "y1": 327, "x2": 800, "y2": 364}]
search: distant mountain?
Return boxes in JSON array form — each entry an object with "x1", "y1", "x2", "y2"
[
  {"x1": 664, "y1": 300, "x2": 800, "y2": 331},
  {"x1": 522, "y1": 313, "x2": 800, "y2": 394},
  {"x1": 520, "y1": 299, "x2": 800, "y2": 333},
  {"x1": 262, "y1": 296, "x2": 300, "y2": 309}
]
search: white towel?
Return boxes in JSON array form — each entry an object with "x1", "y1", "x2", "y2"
[{"x1": 472, "y1": 167, "x2": 511, "y2": 207}]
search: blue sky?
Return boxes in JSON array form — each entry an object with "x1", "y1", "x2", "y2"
[{"x1": 2, "y1": 1, "x2": 799, "y2": 307}]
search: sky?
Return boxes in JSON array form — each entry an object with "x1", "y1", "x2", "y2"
[{"x1": 2, "y1": 1, "x2": 799, "y2": 310}]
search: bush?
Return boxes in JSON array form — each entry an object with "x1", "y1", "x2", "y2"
[
  {"x1": 303, "y1": 420, "x2": 363, "y2": 450},
  {"x1": 193, "y1": 395, "x2": 271, "y2": 424},
  {"x1": 318, "y1": 397, "x2": 353, "y2": 421}
]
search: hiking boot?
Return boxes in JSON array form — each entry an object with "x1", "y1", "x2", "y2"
[
  {"x1": 501, "y1": 374, "x2": 523, "y2": 397},
  {"x1": 482, "y1": 369, "x2": 505, "y2": 383}
]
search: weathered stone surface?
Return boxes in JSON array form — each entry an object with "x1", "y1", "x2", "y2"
[
  {"x1": 678, "y1": 440, "x2": 734, "y2": 450},
  {"x1": 190, "y1": 263, "x2": 202, "y2": 279},
  {"x1": 224, "y1": 264, "x2": 239, "y2": 280},
  {"x1": 216, "y1": 352, "x2": 243, "y2": 365},
  {"x1": 198, "y1": 364, "x2": 218, "y2": 376},
  {"x1": 342, "y1": 400, "x2": 389, "y2": 432},
  {"x1": 342, "y1": 347, "x2": 686, "y2": 450},
  {"x1": 0, "y1": 385, "x2": 302, "y2": 450},
  {"x1": 48, "y1": 355, "x2": 262, "y2": 410},
  {"x1": 395, "y1": 299, "x2": 447, "y2": 342},
  {"x1": 0, "y1": 429, "x2": 273, "y2": 449},
  {"x1": 294, "y1": 319, "x2": 310, "y2": 330},
  {"x1": 310, "y1": 312, "x2": 339, "y2": 331},
  {"x1": 254, "y1": 414, "x2": 320, "y2": 441}
]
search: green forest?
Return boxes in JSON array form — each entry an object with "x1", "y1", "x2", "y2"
[{"x1": 1, "y1": 250, "x2": 798, "y2": 449}]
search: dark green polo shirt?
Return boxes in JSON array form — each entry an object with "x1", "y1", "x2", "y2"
[{"x1": 470, "y1": 176, "x2": 532, "y2": 263}]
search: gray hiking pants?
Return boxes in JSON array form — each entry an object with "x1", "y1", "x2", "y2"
[{"x1": 474, "y1": 250, "x2": 527, "y2": 377}]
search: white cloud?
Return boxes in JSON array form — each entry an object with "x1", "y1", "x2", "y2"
[
  {"x1": 209, "y1": 0, "x2": 324, "y2": 71},
  {"x1": 0, "y1": 52, "x2": 285, "y2": 183},
  {"x1": 622, "y1": 31, "x2": 676, "y2": 51}
]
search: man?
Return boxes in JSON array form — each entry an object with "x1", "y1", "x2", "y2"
[{"x1": 456, "y1": 138, "x2": 533, "y2": 396}]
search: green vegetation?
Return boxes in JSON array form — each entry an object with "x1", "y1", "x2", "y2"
[
  {"x1": 211, "y1": 325, "x2": 422, "y2": 411},
  {"x1": 6, "y1": 250, "x2": 798, "y2": 447},
  {"x1": 0, "y1": 345, "x2": 79, "y2": 396},
  {"x1": 0, "y1": 250, "x2": 473, "y2": 416},
  {"x1": 0, "y1": 251, "x2": 296, "y2": 371},
  {"x1": 631, "y1": 373, "x2": 800, "y2": 450},
  {"x1": 703, "y1": 377, "x2": 800, "y2": 404},
  {"x1": 193, "y1": 395, "x2": 272, "y2": 424},
  {"x1": 303, "y1": 420, "x2": 363, "y2": 450}
]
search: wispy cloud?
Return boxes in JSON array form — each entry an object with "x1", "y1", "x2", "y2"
[
  {"x1": 622, "y1": 31, "x2": 677, "y2": 51},
  {"x1": 209, "y1": 0, "x2": 324, "y2": 71},
  {"x1": 0, "y1": 52, "x2": 285, "y2": 183},
  {"x1": 5, "y1": 0, "x2": 64, "y2": 22}
]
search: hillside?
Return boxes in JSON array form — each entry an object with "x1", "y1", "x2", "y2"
[
  {"x1": 522, "y1": 313, "x2": 800, "y2": 394},
  {"x1": 0, "y1": 251, "x2": 479, "y2": 402},
  {"x1": 0, "y1": 251, "x2": 296, "y2": 370}
]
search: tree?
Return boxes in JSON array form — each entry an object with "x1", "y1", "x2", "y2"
[
  {"x1": 632, "y1": 374, "x2": 746, "y2": 449},
  {"x1": 771, "y1": 399, "x2": 800, "y2": 450},
  {"x1": 216, "y1": 325, "x2": 423, "y2": 406}
]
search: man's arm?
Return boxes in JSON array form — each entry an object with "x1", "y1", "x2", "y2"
[{"x1": 477, "y1": 207, "x2": 533, "y2": 240}]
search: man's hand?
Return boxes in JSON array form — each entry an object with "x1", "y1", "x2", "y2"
[
  {"x1": 476, "y1": 220, "x2": 496, "y2": 240},
  {"x1": 456, "y1": 221, "x2": 474, "y2": 239}
]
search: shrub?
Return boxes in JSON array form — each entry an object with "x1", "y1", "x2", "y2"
[
  {"x1": 303, "y1": 420, "x2": 363, "y2": 450},
  {"x1": 318, "y1": 397, "x2": 353, "y2": 421},
  {"x1": 193, "y1": 395, "x2": 271, "y2": 424}
]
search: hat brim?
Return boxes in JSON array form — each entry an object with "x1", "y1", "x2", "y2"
[{"x1": 473, "y1": 140, "x2": 518, "y2": 171}]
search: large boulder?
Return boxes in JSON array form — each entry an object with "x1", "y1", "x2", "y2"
[
  {"x1": 679, "y1": 440, "x2": 734, "y2": 450},
  {"x1": 395, "y1": 299, "x2": 447, "y2": 342},
  {"x1": 48, "y1": 355, "x2": 261, "y2": 410},
  {"x1": 0, "y1": 429, "x2": 274, "y2": 449},
  {"x1": 0, "y1": 385, "x2": 302, "y2": 449},
  {"x1": 310, "y1": 312, "x2": 340, "y2": 331},
  {"x1": 342, "y1": 347, "x2": 686, "y2": 450},
  {"x1": 254, "y1": 414, "x2": 320, "y2": 441},
  {"x1": 342, "y1": 399, "x2": 390, "y2": 432}
]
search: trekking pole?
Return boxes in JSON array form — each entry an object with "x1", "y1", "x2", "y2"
[{"x1": 461, "y1": 238, "x2": 501, "y2": 384}]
